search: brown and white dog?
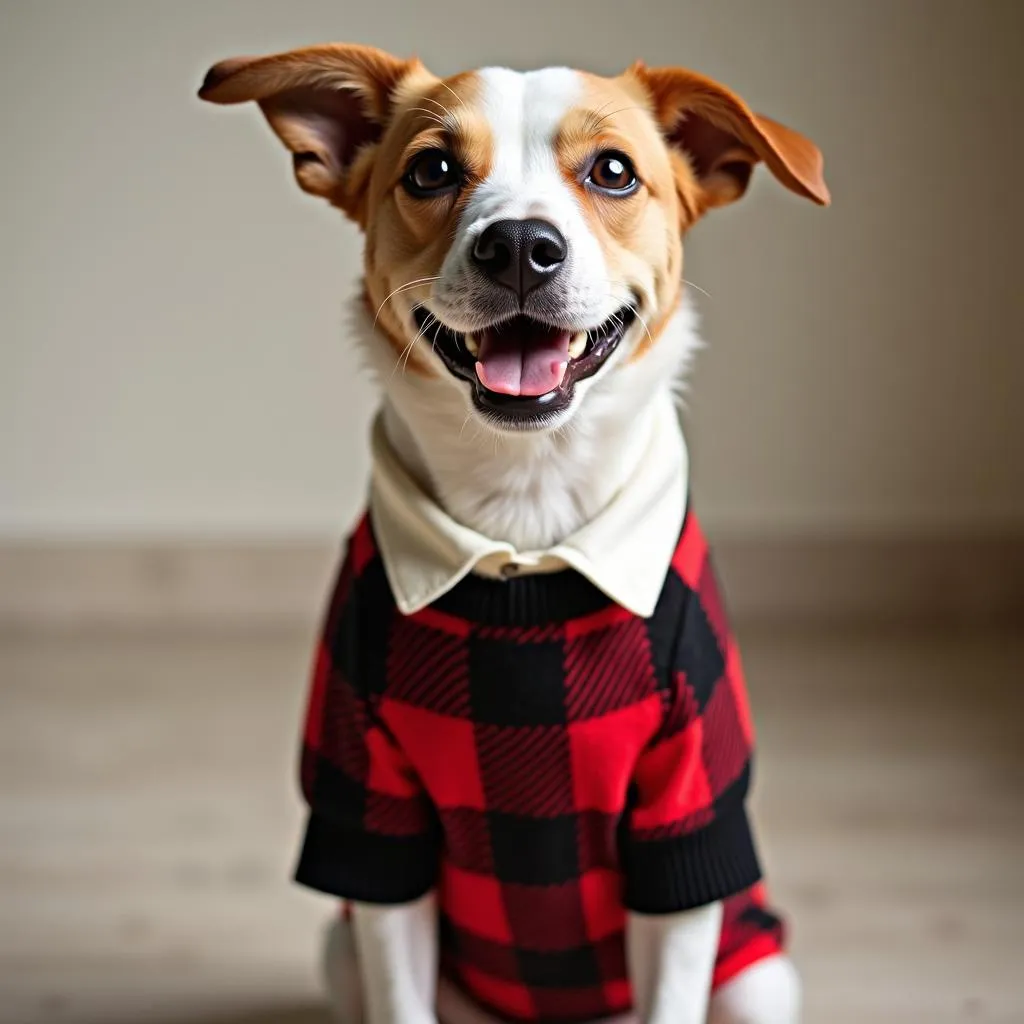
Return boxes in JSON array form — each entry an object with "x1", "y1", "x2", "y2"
[{"x1": 200, "y1": 42, "x2": 828, "y2": 1024}]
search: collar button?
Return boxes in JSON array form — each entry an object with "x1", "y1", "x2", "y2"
[{"x1": 499, "y1": 562, "x2": 520, "y2": 580}]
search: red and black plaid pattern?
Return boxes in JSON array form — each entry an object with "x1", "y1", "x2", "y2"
[
  {"x1": 713, "y1": 882, "x2": 786, "y2": 990},
  {"x1": 296, "y1": 509, "x2": 782, "y2": 1021}
]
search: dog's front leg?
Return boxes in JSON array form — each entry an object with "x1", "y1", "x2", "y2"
[
  {"x1": 626, "y1": 901, "x2": 723, "y2": 1024},
  {"x1": 351, "y1": 891, "x2": 440, "y2": 1024}
]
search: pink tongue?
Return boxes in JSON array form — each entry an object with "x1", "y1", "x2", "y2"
[{"x1": 475, "y1": 322, "x2": 572, "y2": 397}]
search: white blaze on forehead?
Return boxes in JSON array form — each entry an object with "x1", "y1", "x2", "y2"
[
  {"x1": 476, "y1": 66, "x2": 581, "y2": 206},
  {"x1": 451, "y1": 66, "x2": 610, "y2": 324}
]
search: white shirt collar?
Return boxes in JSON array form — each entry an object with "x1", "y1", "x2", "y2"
[{"x1": 368, "y1": 402, "x2": 688, "y2": 619}]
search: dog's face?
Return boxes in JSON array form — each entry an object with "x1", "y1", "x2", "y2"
[{"x1": 201, "y1": 46, "x2": 827, "y2": 433}]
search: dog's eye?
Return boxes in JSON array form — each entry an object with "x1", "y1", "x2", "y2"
[
  {"x1": 587, "y1": 151, "x2": 638, "y2": 194},
  {"x1": 404, "y1": 149, "x2": 462, "y2": 197}
]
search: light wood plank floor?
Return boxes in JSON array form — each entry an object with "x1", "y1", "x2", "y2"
[{"x1": 2, "y1": 625, "x2": 1022, "y2": 1024}]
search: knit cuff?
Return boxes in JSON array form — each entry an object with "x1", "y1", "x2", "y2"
[
  {"x1": 623, "y1": 807, "x2": 762, "y2": 914},
  {"x1": 294, "y1": 813, "x2": 440, "y2": 904}
]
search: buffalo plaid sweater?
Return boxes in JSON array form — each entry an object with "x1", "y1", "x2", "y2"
[{"x1": 295, "y1": 508, "x2": 783, "y2": 1022}]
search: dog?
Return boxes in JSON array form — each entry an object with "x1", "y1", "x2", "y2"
[{"x1": 200, "y1": 42, "x2": 828, "y2": 1024}]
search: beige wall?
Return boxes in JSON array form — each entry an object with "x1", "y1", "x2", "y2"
[{"x1": 3, "y1": 0, "x2": 1022, "y2": 539}]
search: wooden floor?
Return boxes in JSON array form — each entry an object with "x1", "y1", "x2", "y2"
[{"x1": 2, "y1": 625, "x2": 1022, "y2": 1024}]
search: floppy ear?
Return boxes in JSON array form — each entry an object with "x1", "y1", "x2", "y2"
[
  {"x1": 631, "y1": 63, "x2": 830, "y2": 210},
  {"x1": 199, "y1": 43, "x2": 422, "y2": 220}
]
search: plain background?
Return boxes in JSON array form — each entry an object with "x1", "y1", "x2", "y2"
[
  {"x1": 3, "y1": 0, "x2": 1022, "y2": 542},
  {"x1": 3, "y1": 6, "x2": 1024, "y2": 1023}
]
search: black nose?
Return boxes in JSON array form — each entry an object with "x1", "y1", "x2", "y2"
[{"x1": 471, "y1": 218, "x2": 568, "y2": 300}]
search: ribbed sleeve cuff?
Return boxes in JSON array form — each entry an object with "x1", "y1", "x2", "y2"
[
  {"x1": 294, "y1": 813, "x2": 440, "y2": 904},
  {"x1": 623, "y1": 807, "x2": 762, "y2": 914}
]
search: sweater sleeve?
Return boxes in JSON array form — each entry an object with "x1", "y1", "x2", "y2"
[
  {"x1": 294, "y1": 520, "x2": 441, "y2": 903},
  {"x1": 622, "y1": 534, "x2": 761, "y2": 914}
]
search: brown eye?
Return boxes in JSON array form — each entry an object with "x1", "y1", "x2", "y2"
[
  {"x1": 404, "y1": 149, "x2": 462, "y2": 197},
  {"x1": 587, "y1": 151, "x2": 638, "y2": 194}
]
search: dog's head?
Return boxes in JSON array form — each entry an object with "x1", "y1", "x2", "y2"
[{"x1": 200, "y1": 45, "x2": 828, "y2": 434}]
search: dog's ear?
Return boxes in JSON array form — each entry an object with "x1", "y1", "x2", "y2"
[
  {"x1": 630, "y1": 63, "x2": 830, "y2": 211},
  {"x1": 199, "y1": 44, "x2": 424, "y2": 221}
]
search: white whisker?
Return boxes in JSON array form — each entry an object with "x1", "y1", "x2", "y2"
[
  {"x1": 628, "y1": 306, "x2": 655, "y2": 348},
  {"x1": 609, "y1": 290, "x2": 655, "y2": 349},
  {"x1": 438, "y1": 80, "x2": 466, "y2": 111},
  {"x1": 373, "y1": 276, "x2": 441, "y2": 328},
  {"x1": 408, "y1": 108, "x2": 447, "y2": 128},
  {"x1": 420, "y1": 95, "x2": 455, "y2": 120},
  {"x1": 390, "y1": 312, "x2": 437, "y2": 380}
]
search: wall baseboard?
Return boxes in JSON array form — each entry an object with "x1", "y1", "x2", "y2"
[
  {"x1": 713, "y1": 532, "x2": 1024, "y2": 628},
  {"x1": 2, "y1": 532, "x2": 1022, "y2": 631}
]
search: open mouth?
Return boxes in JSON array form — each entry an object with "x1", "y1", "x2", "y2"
[{"x1": 413, "y1": 306, "x2": 637, "y2": 423}]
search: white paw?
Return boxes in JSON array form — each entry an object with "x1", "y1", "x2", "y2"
[{"x1": 707, "y1": 956, "x2": 800, "y2": 1024}]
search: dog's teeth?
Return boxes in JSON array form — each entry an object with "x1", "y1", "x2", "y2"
[
  {"x1": 464, "y1": 333, "x2": 480, "y2": 356},
  {"x1": 567, "y1": 331, "x2": 588, "y2": 359}
]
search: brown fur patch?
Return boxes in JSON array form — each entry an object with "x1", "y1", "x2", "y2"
[
  {"x1": 554, "y1": 74, "x2": 690, "y2": 363},
  {"x1": 360, "y1": 71, "x2": 495, "y2": 378}
]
